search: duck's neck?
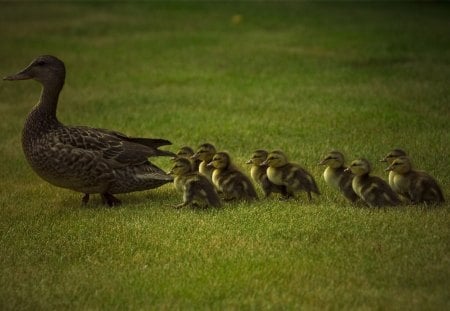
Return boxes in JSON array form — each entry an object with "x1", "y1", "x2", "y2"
[{"x1": 26, "y1": 80, "x2": 63, "y2": 132}]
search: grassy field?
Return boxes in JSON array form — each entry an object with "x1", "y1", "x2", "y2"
[{"x1": 1, "y1": 1, "x2": 449, "y2": 310}]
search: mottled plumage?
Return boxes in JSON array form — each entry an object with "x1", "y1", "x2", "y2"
[
  {"x1": 169, "y1": 158, "x2": 221, "y2": 208},
  {"x1": 262, "y1": 150, "x2": 320, "y2": 200},
  {"x1": 385, "y1": 156, "x2": 444, "y2": 204},
  {"x1": 208, "y1": 152, "x2": 258, "y2": 201},
  {"x1": 4, "y1": 55, "x2": 174, "y2": 206},
  {"x1": 319, "y1": 151, "x2": 358, "y2": 202},
  {"x1": 192, "y1": 143, "x2": 216, "y2": 182},
  {"x1": 246, "y1": 149, "x2": 288, "y2": 198},
  {"x1": 346, "y1": 159, "x2": 400, "y2": 207}
]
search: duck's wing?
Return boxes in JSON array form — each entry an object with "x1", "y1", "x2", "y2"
[{"x1": 54, "y1": 126, "x2": 174, "y2": 168}]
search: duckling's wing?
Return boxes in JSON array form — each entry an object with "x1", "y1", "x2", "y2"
[
  {"x1": 56, "y1": 126, "x2": 174, "y2": 167},
  {"x1": 369, "y1": 176, "x2": 400, "y2": 206},
  {"x1": 292, "y1": 165, "x2": 320, "y2": 194}
]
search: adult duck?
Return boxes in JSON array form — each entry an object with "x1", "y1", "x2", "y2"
[{"x1": 4, "y1": 55, "x2": 174, "y2": 206}]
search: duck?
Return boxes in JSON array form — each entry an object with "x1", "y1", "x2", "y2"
[
  {"x1": 385, "y1": 156, "x2": 445, "y2": 204},
  {"x1": 319, "y1": 151, "x2": 358, "y2": 202},
  {"x1": 207, "y1": 151, "x2": 258, "y2": 201},
  {"x1": 169, "y1": 157, "x2": 221, "y2": 208},
  {"x1": 380, "y1": 148, "x2": 408, "y2": 189},
  {"x1": 262, "y1": 150, "x2": 320, "y2": 200},
  {"x1": 246, "y1": 149, "x2": 288, "y2": 198},
  {"x1": 345, "y1": 158, "x2": 400, "y2": 207},
  {"x1": 4, "y1": 55, "x2": 174, "y2": 206},
  {"x1": 174, "y1": 146, "x2": 201, "y2": 171},
  {"x1": 192, "y1": 143, "x2": 216, "y2": 182}
]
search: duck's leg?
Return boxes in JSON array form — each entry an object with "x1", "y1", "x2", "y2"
[
  {"x1": 101, "y1": 193, "x2": 122, "y2": 207},
  {"x1": 82, "y1": 194, "x2": 90, "y2": 205}
]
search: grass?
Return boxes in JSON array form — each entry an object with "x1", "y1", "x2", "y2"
[{"x1": 1, "y1": 1, "x2": 449, "y2": 310}]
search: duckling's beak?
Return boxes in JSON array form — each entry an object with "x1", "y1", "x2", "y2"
[
  {"x1": 168, "y1": 169, "x2": 174, "y2": 175},
  {"x1": 4, "y1": 69, "x2": 33, "y2": 81},
  {"x1": 318, "y1": 159, "x2": 326, "y2": 166},
  {"x1": 384, "y1": 166, "x2": 393, "y2": 172},
  {"x1": 344, "y1": 167, "x2": 351, "y2": 173},
  {"x1": 206, "y1": 161, "x2": 214, "y2": 168},
  {"x1": 261, "y1": 160, "x2": 268, "y2": 166},
  {"x1": 379, "y1": 158, "x2": 387, "y2": 163},
  {"x1": 245, "y1": 159, "x2": 252, "y2": 165},
  {"x1": 191, "y1": 154, "x2": 199, "y2": 160}
]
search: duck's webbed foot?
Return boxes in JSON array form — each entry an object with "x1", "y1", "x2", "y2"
[
  {"x1": 82, "y1": 194, "x2": 90, "y2": 205},
  {"x1": 101, "y1": 193, "x2": 122, "y2": 207}
]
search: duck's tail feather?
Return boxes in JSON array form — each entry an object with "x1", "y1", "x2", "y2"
[{"x1": 128, "y1": 137, "x2": 172, "y2": 148}]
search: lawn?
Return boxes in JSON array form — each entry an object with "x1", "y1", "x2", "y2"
[{"x1": 0, "y1": 1, "x2": 449, "y2": 310}]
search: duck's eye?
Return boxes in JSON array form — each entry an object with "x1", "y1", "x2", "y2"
[{"x1": 35, "y1": 60, "x2": 46, "y2": 66}]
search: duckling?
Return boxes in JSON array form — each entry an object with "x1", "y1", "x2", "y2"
[
  {"x1": 3, "y1": 55, "x2": 174, "y2": 206},
  {"x1": 207, "y1": 152, "x2": 258, "y2": 201},
  {"x1": 345, "y1": 159, "x2": 400, "y2": 207},
  {"x1": 262, "y1": 150, "x2": 320, "y2": 200},
  {"x1": 380, "y1": 148, "x2": 408, "y2": 189},
  {"x1": 385, "y1": 156, "x2": 445, "y2": 204},
  {"x1": 246, "y1": 149, "x2": 288, "y2": 198},
  {"x1": 169, "y1": 158, "x2": 221, "y2": 208},
  {"x1": 319, "y1": 151, "x2": 358, "y2": 202},
  {"x1": 192, "y1": 143, "x2": 216, "y2": 182},
  {"x1": 174, "y1": 146, "x2": 201, "y2": 171}
]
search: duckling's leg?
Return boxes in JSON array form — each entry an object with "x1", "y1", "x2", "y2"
[
  {"x1": 82, "y1": 194, "x2": 90, "y2": 205},
  {"x1": 101, "y1": 193, "x2": 122, "y2": 207}
]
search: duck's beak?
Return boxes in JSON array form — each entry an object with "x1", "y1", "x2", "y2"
[
  {"x1": 206, "y1": 161, "x2": 214, "y2": 168},
  {"x1": 344, "y1": 167, "x2": 351, "y2": 173},
  {"x1": 4, "y1": 66, "x2": 33, "y2": 81},
  {"x1": 318, "y1": 159, "x2": 326, "y2": 166},
  {"x1": 379, "y1": 158, "x2": 387, "y2": 163},
  {"x1": 245, "y1": 159, "x2": 252, "y2": 165},
  {"x1": 261, "y1": 160, "x2": 268, "y2": 166},
  {"x1": 191, "y1": 154, "x2": 199, "y2": 160},
  {"x1": 384, "y1": 166, "x2": 393, "y2": 172}
]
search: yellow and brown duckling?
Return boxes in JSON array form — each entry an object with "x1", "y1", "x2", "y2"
[
  {"x1": 385, "y1": 156, "x2": 445, "y2": 204},
  {"x1": 319, "y1": 151, "x2": 358, "y2": 202},
  {"x1": 174, "y1": 146, "x2": 201, "y2": 171},
  {"x1": 262, "y1": 150, "x2": 320, "y2": 200},
  {"x1": 345, "y1": 158, "x2": 400, "y2": 207},
  {"x1": 246, "y1": 149, "x2": 288, "y2": 198},
  {"x1": 192, "y1": 143, "x2": 217, "y2": 182},
  {"x1": 207, "y1": 152, "x2": 258, "y2": 201},
  {"x1": 380, "y1": 148, "x2": 408, "y2": 189},
  {"x1": 169, "y1": 157, "x2": 221, "y2": 208}
]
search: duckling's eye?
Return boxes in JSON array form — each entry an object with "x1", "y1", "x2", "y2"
[{"x1": 35, "y1": 60, "x2": 46, "y2": 66}]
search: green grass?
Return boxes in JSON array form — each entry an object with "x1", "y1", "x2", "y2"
[{"x1": 1, "y1": 1, "x2": 449, "y2": 310}]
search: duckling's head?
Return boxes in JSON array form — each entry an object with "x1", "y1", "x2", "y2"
[
  {"x1": 208, "y1": 152, "x2": 232, "y2": 169},
  {"x1": 246, "y1": 149, "x2": 269, "y2": 166},
  {"x1": 192, "y1": 143, "x2": 216, "y2": 161},
  {"x1": 263, "y1": 150, "x2": 289, "y2": 168},
  {"x1": 4, "y1": 55, "x2": 66, "y2": 86},
  {"x1": 169, "y1": 158, "x2": 193, "y2": 176},
  {"x1": 380, "y1": 149, "x2": 407, "y2": 164},
  {"x1": 176, "y1": 146, "x2": 195, "y2": 159},
  {"x1": 385, "y1": 156, "x2": 412, "y2": 174},
  {"x1": 347, "y1": 159, "x2": 371, "y2": 176},
  {"x1": 319, "y1": 151, "x2": 345, "y2": 168}
]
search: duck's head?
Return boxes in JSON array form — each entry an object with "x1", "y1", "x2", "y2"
[
  {"x1": 319, "y1": 150, "x2": 345, "y2": 168},
  {"x1": 4, "y1": 55, "x2": 66, "y2": 86},
  {"x1": 380, "y1": 149, "x2": 407, "y2": 164},
  {"x1": 345, "y1": 159, "x2": 371, "y2": 176},
  {"x1": 192, "y1": 143, "x2": 216, "y2": 161},
  {"x1": 385, "y1": 156, "x2": 412, "y2": 174},
  {"x1": 246, "y1": 149, "x2": 269, "y2": 166},
  {"x1": 262, "y1": 150, "x2": 288, "y2": 168},
  {"x1": 207, "y1": 152, "x2": 231, "y2": 169},
  {"x1": 175, "y1": 146, "x2": 195, "y2": 159},
  {"x1": 169, "y1": 158, "x2": 193, "y2": 176}
]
